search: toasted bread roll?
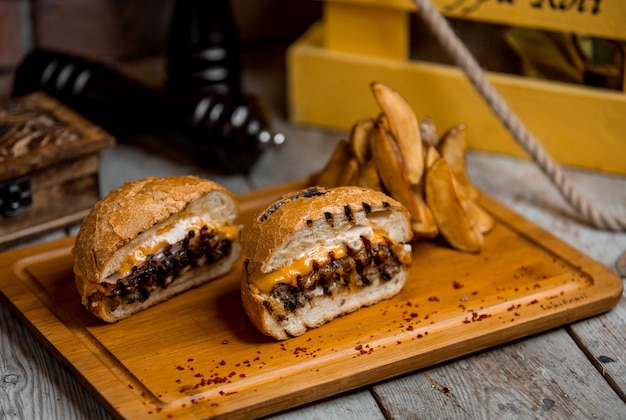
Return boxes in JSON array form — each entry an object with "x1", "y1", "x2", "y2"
[
  {"x1": 241, "y1": 186, "x2": 413, "y2": 340},
  {"x1": 72, "y1": 175, "x2": 241, "y2": 322}
]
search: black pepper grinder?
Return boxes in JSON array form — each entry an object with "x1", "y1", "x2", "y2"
[
  {"x1": 167, "y1": 0, "x2": 242, "y2": 98},
  {"x1": 11, "y1": 47, "x2": 284, "y2": 174},
  {"x1": 164, "y1": 0, "x2": 286, "y2": 171}
]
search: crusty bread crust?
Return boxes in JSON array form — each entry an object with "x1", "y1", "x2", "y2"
[
  {"x1": 74, "y1": 243, "x2": 241, "y2": 323},
  {"x1": 240, "y1": 185, "x2": 413, "y2": 340},
  {"x1": 241, "y1": 186, "x2": 412, "y2": 274},
  {"x1": 242, "y1": 266, "x2": 407, "y2": 340},
  {"x1": 72, "y1": 175, "x2": 240, "y2": 322},
  {"x1": 73, "y1": 175, "x2": 237, "y2": 283}
]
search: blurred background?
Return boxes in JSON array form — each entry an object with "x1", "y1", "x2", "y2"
[{"x1": 0, "y1": 0, "x2": 322, "y2": 102}]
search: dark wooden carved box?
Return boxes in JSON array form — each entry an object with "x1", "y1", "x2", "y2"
[{"x1": 0, "y1": 92, "x2": 115, "y2": 249}]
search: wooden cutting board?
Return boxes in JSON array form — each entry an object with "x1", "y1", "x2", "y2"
[{"x1": 0, "y1": 179, "x2": 622, "y2": 419}]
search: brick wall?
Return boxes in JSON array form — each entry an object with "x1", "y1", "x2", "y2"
[{"x1": 0, "y1": 0, "x2": 321, "y2": 100}]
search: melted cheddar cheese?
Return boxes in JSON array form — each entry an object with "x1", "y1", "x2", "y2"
[
  {"x1": 251, "y1": 225, "x2": 406, "y2": 294},
  {"x1": 113, "y1": 220, "x2": 238, "y2": 279},
  {"x1": 253, "y1": 245, "x2": 347, "y2": 294}
]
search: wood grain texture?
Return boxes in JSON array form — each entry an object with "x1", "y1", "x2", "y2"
[
  {"x1": 0, "y1": 303, "x2": 111, "y2": 420},
  {"x1": 371, "y1": 328, "x2": 626, "y2": 419},
  {"x1": 266, "y1": 389, "x2": 385, "y2": 420},
  {"x1": 569, "y1": 286, "x2": 626, "y2": 401},
  {"x1": 0, "y1": 180, "x2": 621, "y2": 419}
]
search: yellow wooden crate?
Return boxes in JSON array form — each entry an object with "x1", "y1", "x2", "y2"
[{"x1": 287, "y1": 0, "x2": 626, "y2": 174}]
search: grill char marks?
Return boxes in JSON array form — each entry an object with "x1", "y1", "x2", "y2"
[
  {"x1": 259, "y1": 187, "x2": 328, "y2": 222},
  {"x1": 93, "y1": 226, "x2": 232, "y2": 307},
  {"x1": 344, "y1": 205, "x2": 354, "y2": 224},
  {"x1": 324, "y1": 212, "x2": 333, "y2": 227},
  {"x1": 269, "y1": 235, "x2": 404, "y2": 313}
]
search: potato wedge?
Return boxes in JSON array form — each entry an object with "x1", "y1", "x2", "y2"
[
  {"x1": 311, "y1": 139, "x2": 353, "y2": 187},
  {"x1": 453, "y1": 176, "x2": 496, "y2": 234},
  {"x1": 437, "y1": 123, "x2": 480, "y2": 200},
  {"x1": 337, "y1": 155, "x2": 361, "y2": 186},
  {"x1": 356, "y1": 157, "x2": 383, "y2": 191},
  {"x1": 371, "y1": 82, "x2": 424, "y2": 185},
  {"x1": 371, "y1": 124, "x2": 438, "y2": 238},
  {"x1": 420, "y1": 116, "x2": 439, "y2": 146},
  {"x1": 349, "y1": 117, "x2": 374, "y2": 165},
  {"x1": 425, "y1": 157, "x2": 483, "y2": 252},
  {"x1": 425, "y1": 144, "x2": 441, "y2": 169}
]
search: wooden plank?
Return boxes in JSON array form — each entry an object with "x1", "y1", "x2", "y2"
[
  {"x1": 287, "y1": 23, "x2": 626, "y2": 174},
  {"x1": 266, "y1": 389, "x2": 384, "y2": 419},
  {"x1": 0, "y1": 180, "x2": 621, "y2": 419},
  {"x1": 568, "y1": 289, "x2": 626, "y2": 401},
  {"x1": 323, "y1": 0, "x2": 626, "y2": 41},
  {"x1": 371, "y1": 328, "x2": 626, "y2": 418},
  {"x1": 0, "y1": 301, "x2": 112, "y2": 420},
  {"x1": 324, "y1": 1, "x2": 409, "y2": 59}
]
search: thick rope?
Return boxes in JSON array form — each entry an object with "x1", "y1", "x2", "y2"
[{"x1": 412, "y1": 0, "x2": 626, "y2": 231}]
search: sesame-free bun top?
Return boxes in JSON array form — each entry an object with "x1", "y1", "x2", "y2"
[
  {"x1": 241, "y1": 185, "x2": 413, "y2": 275},
  {"x1": 72, "y1": 175, "x2": 239, "y2": 285}
]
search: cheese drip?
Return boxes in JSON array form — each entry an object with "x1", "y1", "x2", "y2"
[
  {"x1": 251, "y1": 225, "x2": 406, "y2": 294},
  {"x1": 114, "y1": 218, "x2": 238, "y2": 279}
]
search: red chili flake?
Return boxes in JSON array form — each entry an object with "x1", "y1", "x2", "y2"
[
  {"x1": 453, "y1": 281, "x2": 464, "y2": 289},
  {"x1": 355, "y1": 344, "x2": 363, "y2": 351},
  {"x1": 239, "y1": 373, "x2": 246, "y2": 378},
  {"x1": 219, "y1": 360, "x2": 227, "y2": 365},
  {"x1": 211, "y1": 403, "x2": 219, "y2": 407},
  {"x1": 219, "y1": 391, "x2": 226, "y2": 396},
  {"x1": 529, "y1": 299, "x2": 539, "y2": 305},
  {"x1": 463, "y1": 318, "x2": 471, "y2": 324},
  {"x1": 176, "y1": 365, "x2": 184, "y2": 370},
  {"x1": 428, "y1": 296, "x2": 440, "y2": 302},
  {"x1": 533, "y1": 284, "x2": 541, "y2": 289},
  {"x1": 407, "y1": 325, "x2": 414, "y2": 331},
  {"x1": 176, "y1": 379, "x2": 181, "y2": 383},
  {"x1": 253, "y1": 357, "x2": 260, "y2": 361},
  {"x1": 397, "y1": 340, "x2": 402, "y2": 344},
  {"x1": 128, "y1": 384, "x2": 134, "y2": 390},
  {"x1": 187, "y1": 358, "x2": 194, "y2": 362},
  {"x1": 417, "y1": 333, "x2": 423, "y2": 338},
  {"x1": 507, "y1": 304, "x2": 516, "y2": 311}
]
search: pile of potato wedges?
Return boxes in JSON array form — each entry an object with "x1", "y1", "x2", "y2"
[{"x1": 311, "y1": 82, "x2": 495, "y2": 253}]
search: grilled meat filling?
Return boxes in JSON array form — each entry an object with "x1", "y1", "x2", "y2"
[
  {"x1": 88, "y1": 226, "x2": 232, "y2": 308},
  {"x1": 268, "y1": 236, "x2": 406, "y2": 314}
]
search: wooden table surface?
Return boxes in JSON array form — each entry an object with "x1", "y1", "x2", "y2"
[{"x1": 1, "y1": 44, "x2": 626, "y2": 419}]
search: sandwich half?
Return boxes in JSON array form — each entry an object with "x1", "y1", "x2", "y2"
[
  {"x1": 241, "y1": 185, "x2": 413, "y2": 340},
  {"x1": 72, "y1": 175, "x2": 241, "y2": 322}
]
